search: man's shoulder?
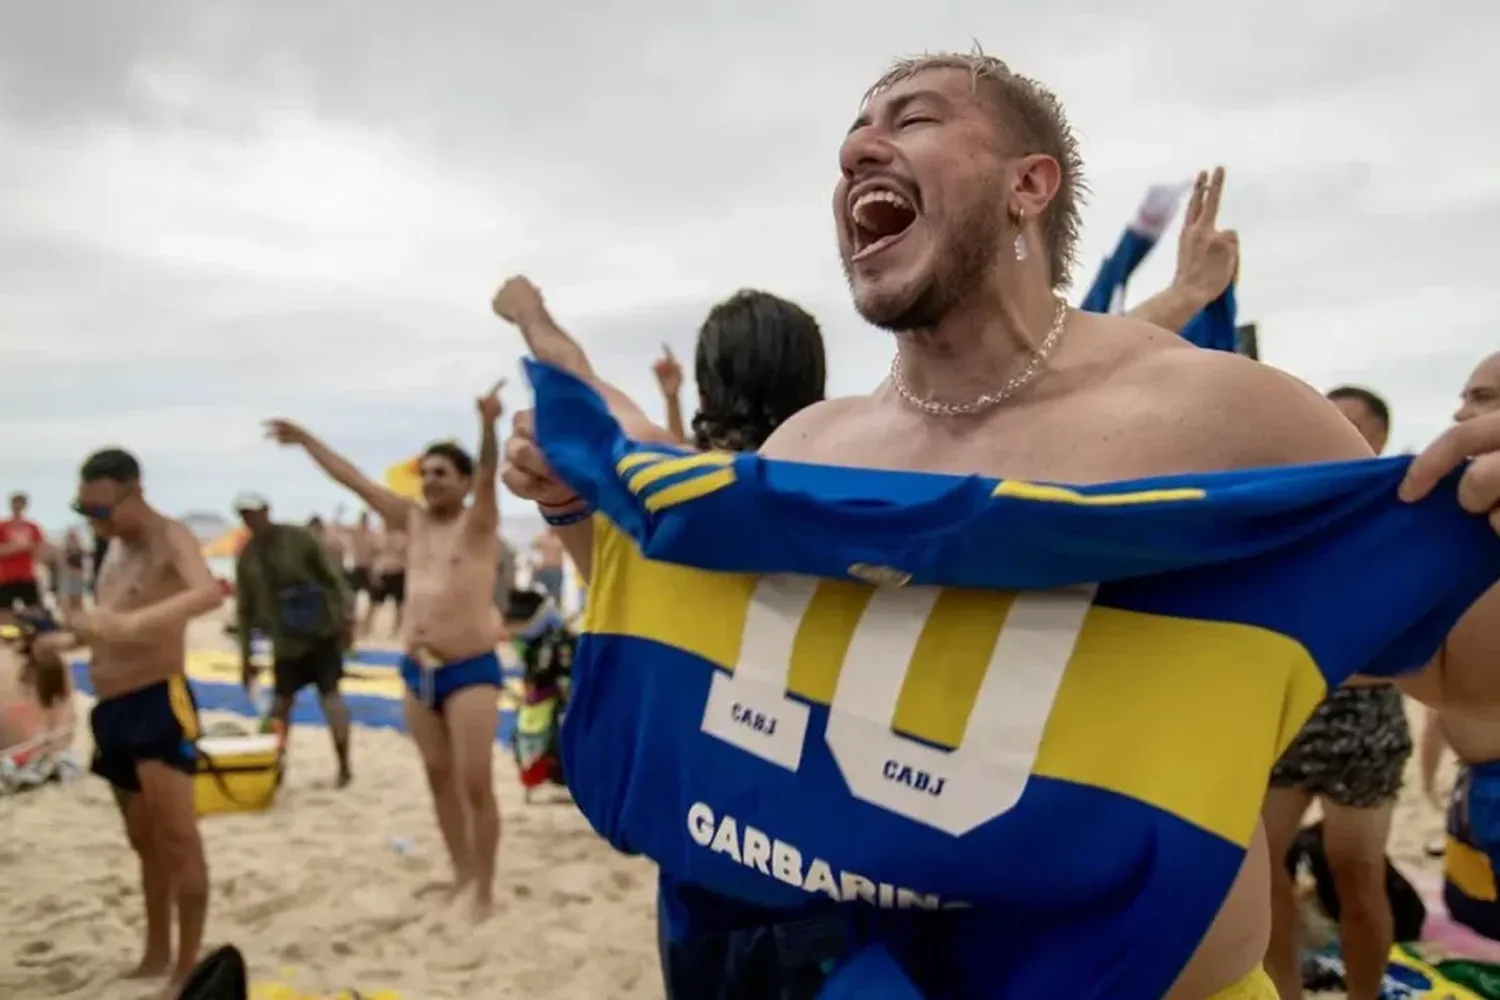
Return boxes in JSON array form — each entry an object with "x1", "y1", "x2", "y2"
[
  {"x1": 759, "y1": 397, "x2": 872, "y2": 459},
  {"x1": 1110, "y1": 332, "x2": 1371, "y2": 468},
  {"x1": 158, "y1": 517, "x2": 201, "y2": 547}
]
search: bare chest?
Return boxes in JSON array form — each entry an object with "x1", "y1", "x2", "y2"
[
  {"x1": 810, "y1": 395, "x2": 1230, "y2": 484},
  {"x1": 407, "y1": 514, "x2": 494, "y2": 588},
  {"x1": 95, "y1": 540, "x2": 181, "y2": 612}
]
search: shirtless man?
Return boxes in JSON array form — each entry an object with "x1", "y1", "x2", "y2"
[
  {"x1": 307, "y1": 515, "x2": 347, "y2": 571},
  {"x1": 37, "y1": 448, "x2": 224, "y2": 998},
  {"x1": 346, "y1": 512, "x2": 380, "y2": 633},
  {"x1": 1418, "y1": 352, "x2": 1500, "y2": 941},
  {"x1": 496, "y1": 53, "x2": 1500, "y2": 998},
  {"x1": 266, "y1": 384, "x2": 506, "y2": 917},
  {"x1": 370, "y1": 522, "x2": 409, "y2": 637},
  {"x1": 1264, "y1": 385, "x2": 1410, "y2": 1000}
]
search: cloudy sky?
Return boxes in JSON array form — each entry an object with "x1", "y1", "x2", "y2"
[{"x1": 4, "y1": 0, "x2": 1496, "y2": 531}]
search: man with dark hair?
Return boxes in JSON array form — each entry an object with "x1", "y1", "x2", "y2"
[
  {"x1": 690, "y1": 289, "x2": 827, "y2": 452},
  {"x1": 264, "y1": 385, "x2": 507, "y2": 920},
  {"x1": 1326, "y1": 386, "x2": 1391, "y2": 454},
  {"x1": 1263, "y1": 385, "x2": 1408, "y2": 998},
  {"x1": 233, "y1": 492, "x2": 355, "y2": 787},
  {"x1": 35, "y1": 446, "x2": 224, "y2": 997},
  {"x1": 0, "y1": 491, "x2": 45, "y2": 610}
]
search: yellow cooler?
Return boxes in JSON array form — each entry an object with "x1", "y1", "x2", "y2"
[{"x1": 194, "y1": 734, "x2": 282, "y2": 816}]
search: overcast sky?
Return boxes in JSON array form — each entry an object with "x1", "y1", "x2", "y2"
[{"x1": 4, "y1": 0, "x2": 1496, "y2": 530}]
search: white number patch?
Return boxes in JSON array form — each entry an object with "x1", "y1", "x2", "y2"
[{"x1": 699, "y1": 576, "x2": 1095, "y2": 836}]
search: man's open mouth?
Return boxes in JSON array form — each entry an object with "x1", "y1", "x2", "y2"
[{"x1": 850, "y1": 188, "x2": 917, "y2": 262}]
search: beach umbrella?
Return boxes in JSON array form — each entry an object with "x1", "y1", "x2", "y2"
[
  {"x1": 384, "y1": 456, "x2": 423, "y2": 502},
  {"x1": 201, "y1": 527, "x2": 248, "y2": 559}
]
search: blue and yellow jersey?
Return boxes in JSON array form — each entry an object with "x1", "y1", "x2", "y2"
[{"x1": 527, "y1": 361, "x2": 1500, "y2": 1000}]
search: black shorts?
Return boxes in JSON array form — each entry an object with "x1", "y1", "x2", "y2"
[
  {"x1": 0, "y1": 578, "x2": 42, "y2": 610},
  {"x1": 273, "y1": 635, "x2": 344, "y2": 698},
  {"x1": 90, "y1": 675, "x2": 200, "y2": 793},
  {"x1": 1270, "y1": 684, "x2": 1412, "y2": 808},
  {"x1": 345, "y1": 567, "x2": 373, "y2": 594},
  {"x1": 375, "y1": 572, "x2": 406, "y2": 606}
]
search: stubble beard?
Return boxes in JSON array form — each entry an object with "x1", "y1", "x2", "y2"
[{"x1": 845, "y1": 211, "x2": 1004, "y2": 334}]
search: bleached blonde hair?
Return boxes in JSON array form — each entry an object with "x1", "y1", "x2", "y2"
[{"x1": 865, "y1": 47, "x2": 1088, "y2": 287}]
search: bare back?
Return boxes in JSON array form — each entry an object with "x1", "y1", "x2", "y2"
[
  {"x1": 376, "y1": 530, "x2": 408, "y2": 574},
  {"x1": 90, "y1": 521, "x2": 193, "y2": 700},
  {"x1": 402, "y1": 508, "x2": 500, "y2": 662},
  {"x1": 350, "y1": 526, "x2": 379, "y2": 569},
  {"x1": 761, "y1": 312, "x2": 1366, "y2": 1000}
]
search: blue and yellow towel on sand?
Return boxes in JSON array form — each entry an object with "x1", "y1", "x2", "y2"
[{"x1": 526, "y1": 360, "x2": 1500, "y2": 1000}]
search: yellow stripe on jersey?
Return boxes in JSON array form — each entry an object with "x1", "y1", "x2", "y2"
[
  {"x1": 992, "y1": 480, "x2": 1207, "y2": 505},
  {"x1": 616, "y1": 451, "x2": 685, "y2": 474},
  {"x1": 625, "y1": 452, "x2": 734, "y2": 492},
  {"x1": 585, "y1": 518, "x2": 1326, "y2": 846},
  {"x1": 614, "y1": 451, "x2": 739, "y2": 513},
  {"x1": 644, "y1": 468, "x2": 737, "y2": 512}
]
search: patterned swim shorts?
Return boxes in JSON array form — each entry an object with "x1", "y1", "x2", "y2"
[{"x1": 1269, "y1": 684, "x2": 1412, "y2": 808}]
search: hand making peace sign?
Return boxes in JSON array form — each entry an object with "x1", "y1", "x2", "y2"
[{"x1": 1173, "y1": 166, "x2": 1239, "y2": 305}]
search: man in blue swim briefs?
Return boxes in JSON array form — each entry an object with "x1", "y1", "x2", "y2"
[
  {"x1": 498, "y1": 51, "x2": 1500, "y2": 1000},
  {"x1": 35, "y1": 448, "x2": 224, "y2": 999},
  {"x1": 265, "y1": 381, "x2": 508, "y2": 920}
]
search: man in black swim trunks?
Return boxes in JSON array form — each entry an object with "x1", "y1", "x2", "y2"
[
  {"x1": 1263, "y1": 386, "x2": 1412, "y2": 1000},
  {"x1": 369, "y1": 519, "x2": 408, "y2": 637},
  {"x1": 35, "y1": 448, "x2": 225, "y2": 998},
  {"x1": 233, "y1": 492, "x2": 355, "y2": 787}
]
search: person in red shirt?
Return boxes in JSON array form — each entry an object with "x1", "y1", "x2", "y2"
[{"x1": 0, "y1": 492, "x2": 45, "y2": 611}]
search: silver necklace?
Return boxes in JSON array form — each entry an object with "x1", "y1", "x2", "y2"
[{"x1": 889, "y1": 296, "x2": 1070, "y2": 417}]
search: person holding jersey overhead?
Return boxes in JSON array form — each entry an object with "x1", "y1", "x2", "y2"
[{"x1": 493, "y1": 50, "x2": 1500, "y2": 1000}]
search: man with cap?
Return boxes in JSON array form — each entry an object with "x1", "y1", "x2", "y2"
[{"x1": 232, "y1": 491, "x2": 355, "y2": 787}]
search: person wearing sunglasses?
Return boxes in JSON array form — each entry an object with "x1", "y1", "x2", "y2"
[{"x1": 38, "y1": 447, "x2": 225, "y2": 997}]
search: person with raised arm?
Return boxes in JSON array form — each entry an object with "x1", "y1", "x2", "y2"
[
  {"x1": 494, "y1": 51, "x2": 1500, "y2": 1000},
  {"x1": 264, "y1": 381, "x2": 507, "y2": 919}
]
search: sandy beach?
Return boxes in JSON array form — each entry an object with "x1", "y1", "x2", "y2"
[
  {"x1": 0, "y1": 611, "x2": 1463, "y2": 1000},
  {"x1": 0, "y1": 612, "x2": 662, "y2": 1000}
]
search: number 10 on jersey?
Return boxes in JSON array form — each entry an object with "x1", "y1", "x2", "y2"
[{"x1": 700, "y1": 576, "x2": 1096, "y2": 837}]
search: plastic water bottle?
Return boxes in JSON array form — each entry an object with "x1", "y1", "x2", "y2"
[{"x1": 390, "y1": 835, "x2": 416, "y2": 856}]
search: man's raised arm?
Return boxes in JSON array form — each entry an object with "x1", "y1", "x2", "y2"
[
  {"x1": 492, "y1": 276, "x2": 680, "y2": 582},
  {"x1": 265, "y1": 419, "x2": 414, "y2": 528},
  {"x1": 470, "y1": 379, "x2": 505, "y2": 536}
]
